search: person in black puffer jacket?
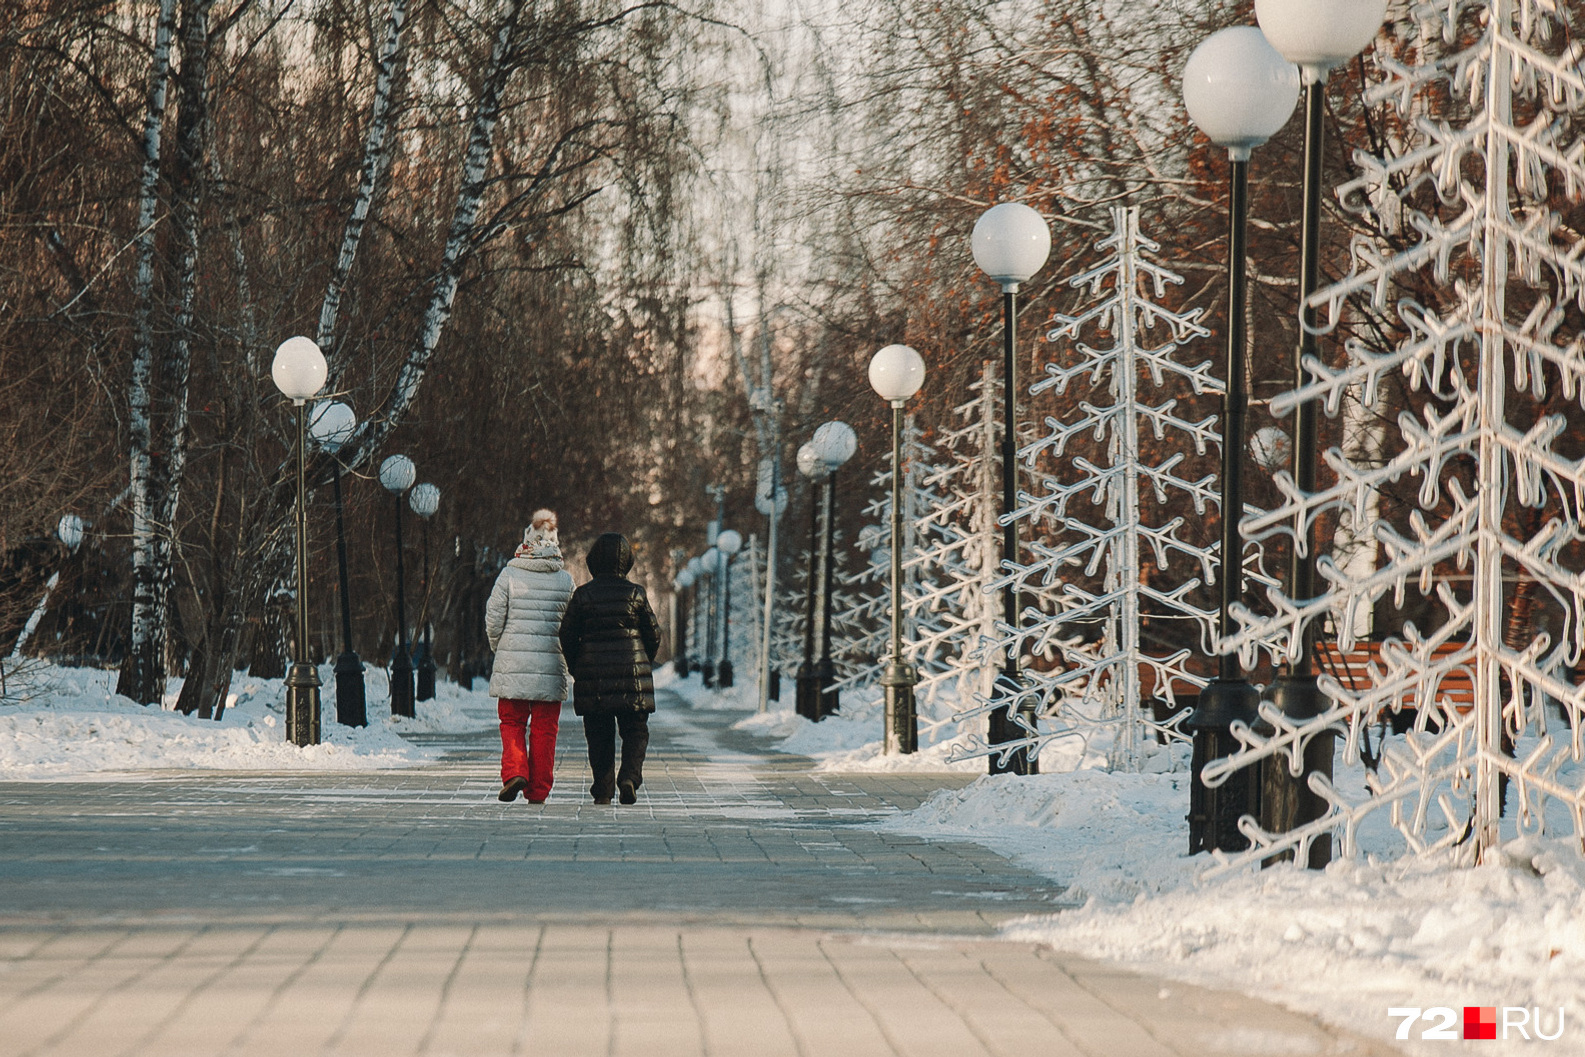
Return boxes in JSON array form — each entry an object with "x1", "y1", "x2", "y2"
[{"x1": 559, "y1": 532, "x2": 662, "y2": 804}]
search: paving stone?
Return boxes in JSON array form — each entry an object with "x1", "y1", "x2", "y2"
[{"x1": 0, "y1": 691, "x2": 1402, "y2": 1056}]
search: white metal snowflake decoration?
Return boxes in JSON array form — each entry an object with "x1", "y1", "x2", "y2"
[
  {"x1": 957, "y1": 206, "x2": 1225, "y2": 771},
  {"x1": 1207, "y1": 0, "x2": 1585, "y2": 869}
]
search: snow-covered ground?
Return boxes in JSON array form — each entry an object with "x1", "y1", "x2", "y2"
[
  {"x1": 0, "y1": 662, "x2": 492, "y2": 779},
  {"x1": 883, "y1": 765, "x2": 1585, "y2": 1055},
  {"x1": 663, "y1": 669, "x2": 989, "y2": 772}
]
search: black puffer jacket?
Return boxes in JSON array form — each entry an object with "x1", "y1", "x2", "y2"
[{"x1": 559, "y1": 533, "x2": 662, "y2": 716}]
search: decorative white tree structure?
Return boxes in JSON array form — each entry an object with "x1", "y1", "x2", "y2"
[
  {"x1": 957, "y1": 206, "x2": 1228, "y2": 771},
  {"x1": 910, "y1": 367, "x2": 1012, "y2": 732},
  {"x1": 1208, "y1": 0, "x2": 1585, "y2": 868},
  {"x1": 838, "y1": 417, "x2": 946, "y2": 691}
]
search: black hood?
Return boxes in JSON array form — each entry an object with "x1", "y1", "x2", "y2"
[{"x1": 586, "y1": 533, "x2": 634, "y2": 577}]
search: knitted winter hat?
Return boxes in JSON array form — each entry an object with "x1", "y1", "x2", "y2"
[{"x1": 515, "y1": 509, "x2": 561, "y2": 559}]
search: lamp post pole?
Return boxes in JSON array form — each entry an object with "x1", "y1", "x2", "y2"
[
  {"x1": 870, "y1": 344, "x2": 926, "y2": 754},
  {"x1": 1181, "y1": 24, "x2": 1300, "y2": 853},
  {"x1": 329, "y1": 463, "x2": 365, "y2": 726},
  {"x1": 972, "y1": 203, "x2": 1051, "y2": 776},
  {"x1": 1255, "y1": 0, "x2": 1386, "y2": 868},
  {"x1": 410, "y1": 483, "x2": 440, "y2": 701},
  {"x1": 309, "y1": 401, "x2": 365, "y2": 728},
  {"x1": 716, "y1": 530, "x2": 742, "y2": 688},
  {"x1": 795, "y1": 442, "x2": 822, "y2": 720},
  {"x1": 816, "y1": 468, "x2": 838, "y2": 718},
  {"x1": 380, "y1": 455, "x2": 417, "y2": 718},
  {"x1": 271, "y1": 337, "x2": 328, "y2": 747},
  {"x1": 810, "y1": 422, "x2": 856, "y2": 719}
]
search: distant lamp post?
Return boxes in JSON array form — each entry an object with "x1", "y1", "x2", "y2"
[
  {"x1": 755, "y1": 466, "x2": 789, "y2": 708},
  {"x1": 308, "y1": 400, "x2": 366, "y2": 728},
  {"x1": 700, "y1": 544, "x2": 720, "y2": 687},
  {"x1": 972, "y1": 201, "x2": 1051, "y2": 775},
  {"x1": 379, "y1": 453, "x2": 417, "y2": 717},
  {"x1": 1257, "y1": 0, "x2": 1386, "y2": 869},
  {"x1": 409, "y1": 482, "x2": 441, "y2": 701},
  {"x1": 686, "y1": 557, "x2": 705, "y2": 676},
  {"x1": 809, "y1": 421, "x2": 856, "y2": 719},
  {"x1": 715, "y1": 529, "x2": 743, "y2": 688},
  {"x1": 869, "y1": 343, "x2": 926, "y2": 754},
  {"x1": 794, "y1": 441, "x2": 823, "y2": 719},
  {"x1": 673, "y1": 568, "x2": 694, "y2": 676},
  {"x1": 271, "y1": 336, "x2": 328, "y2": 747},
  {"x1": 1182, "y1": 25, "x2": 1300, "y2": 855}
]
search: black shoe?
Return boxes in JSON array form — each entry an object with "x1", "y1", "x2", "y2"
[
  {"x1": 498, "y1": 776, "x2": 528, "y2": 802},
  {"x1": 592, "y1": 796, "x2": 612, "y2": 805},
  {"x1": 617, "y1": 780, "x2": 637, "y2": 805}
]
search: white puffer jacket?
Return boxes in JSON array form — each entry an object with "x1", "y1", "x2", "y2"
[{"x1": 485, "y1": 556, "x2": 575, "y2": 701}]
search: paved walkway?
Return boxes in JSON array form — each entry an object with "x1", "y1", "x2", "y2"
[{"x1": 0, "y1": 691, "x2": 1400, "y2": 1056}]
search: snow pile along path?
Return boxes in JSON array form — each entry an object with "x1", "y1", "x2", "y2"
[
  {"x1": 721, "y1": 677, "x2": 983, "y2": 773},
  {"x1": 883, "y1": 770, "x2": 1585, "y2": 1055},
  {"x1": 0, "y1": 664, "x2": 494, "y2": 779}
]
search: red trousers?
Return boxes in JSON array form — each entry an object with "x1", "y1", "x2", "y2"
[{"x1": 498, "y1": 699, "x2": 561, "y2": 801}]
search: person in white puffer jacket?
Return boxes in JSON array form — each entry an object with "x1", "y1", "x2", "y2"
[{"x1": 485, "y1": 509, "x2": 575, "y2": 803}]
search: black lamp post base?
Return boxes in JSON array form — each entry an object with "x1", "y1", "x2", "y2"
[
  {"x1": 717, "y1": 659, "x2": 734, "y2": 688},
  {"x1": 794, "y1": 667, "x2": 820, "y2": 720},
  {"x1": 390, "y1": 649, "x2": 416, "y2": 718},
  {"x1": 987, "y1": 670, "x2": 1036, "y2": 775},
  {"x1": 1187, "y1": 678, "x2": 1261, "y2": 854},
  {"x1": 674, "y1": 654, "x2": 690, "y2": 677},
  {"x1": 1261, "y1": 673, "x2": 1334, "y2": 868},
  {"x1": 702, "y1": 661, "x2": 716, "y2": 689},
  {"x1": 416, "y1": 643, "x2": 437, "y2": 702},
  {"x1": 285, "y1": 662, "x2": 322, "y2": 747},
  {"x1": 334, "y1": 650, "x2": 366, "y2": 728},
  {"x1": 882, "y1": 662, "x2": 918, "y2": 755}
]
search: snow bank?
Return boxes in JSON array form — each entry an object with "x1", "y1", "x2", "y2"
[
  {"x1": 882, "y1": 763, "x2": 1585, "y2": 1055},
  {"x1": 727, "y1": 682, "x2": 987, "y2": 772},
  {"x1": 664, "y1": 671, "x2": 760, "y2": 711},
  {"x1": 0, "y1": 663, "x2": 493, "y2": 779}
]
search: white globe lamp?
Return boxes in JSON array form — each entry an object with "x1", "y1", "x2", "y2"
[
  {"x1": 409, "y1": 482, "x2": 440, "y2": 518},
  {"x1": 1255, "y1": 0, "x2": 1386, "y2": 82},
  {"x1": 271, "y1": 337, "x2": 327, "y2": 404},
  {"x1": 811, "y1": 421, "x2": 857, "y2": 471},
  {"x1": 379, "y1": 454, "x2": 416, "y2": 495},
  {"x1": 1183, "y1": 28, "x2": 1300, "y2": 160},
  {"x1": 868, "y1": 344, "x2": 926, "y2": 406},
  {"x1": 971, "y1": 203, "x2": 1051, "y2": 292},
  {"x1": 308, "y1": 400, "x2": 357, "y2": 453}
]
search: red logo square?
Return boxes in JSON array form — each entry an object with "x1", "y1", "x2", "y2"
[{"x1": 1464, "y1": 1007, "x2": 1496, "y2": 1040}]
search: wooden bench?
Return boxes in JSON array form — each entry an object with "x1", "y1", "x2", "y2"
[{"x1": 1315, "y1": 639, "x2": 1477, "y2": 719}]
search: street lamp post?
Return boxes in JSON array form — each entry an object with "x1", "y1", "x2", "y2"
[
  {"x1": 271, "y1": 336, "x2": 328, "y2": 747},
  {"x1": 701, "y1": 543, "x2": 720, "y2": 688},
  {"x1": 794, "y1": 442, "x2": 823, "y2": 719},
  {"x1": 869, "y1": 344, "x2": 927, "y2": 754},
  {"x1": 410, "y1": 482, "x2": 440, "y2": 701},
  {"x1": 756, "y1": 456, "x2": 788, "y2": 710},
  {"x1": 1182, "y1": 25, "x2": 1300, "y2": 854},
  {"x1": 715, "y1": 529, "x2": 742, "y2": 688},
  {"x1": 379, "y1": 454, "x2": 417, "y2": 718},
  {"x1": 672, "y1": 569, "x2": 692, "y2": 676},
  {"x1": 308, "y1": 400, "x2": 366, "y2": 728},
  {"x1": 972, "y1": 202, "x2": 1051, "y2": 775},
  {"x1": 697, "y1": 551, "x2": 716, "y2": 690},
  {"x1": 1256, "y1": 0, "x2": 1386, "y2": 868},
  {"x1": 810, "y1": 421, "x2": 856, "y2": 719}
]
